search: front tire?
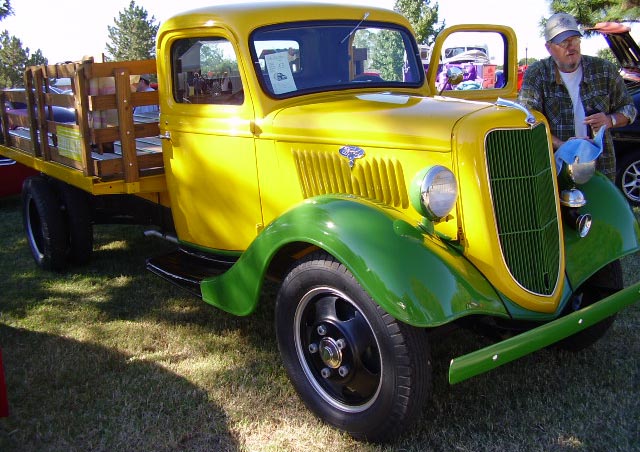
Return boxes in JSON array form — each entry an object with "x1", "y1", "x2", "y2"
[
  {"x1": 275, "y1": 251, "x2": 431, "y2": 442},
  {"x1": 558, "y1": 260, "x2": 623, "y2": 351},
  {"x1": 22, "y1": 176, "x2": 68, "y2": 271}
]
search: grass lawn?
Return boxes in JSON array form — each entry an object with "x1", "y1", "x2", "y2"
[{"x1": 0, "y1": 194, "x2": 639, "y2": 451}]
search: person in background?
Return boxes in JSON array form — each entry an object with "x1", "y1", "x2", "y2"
[
  {"x1": 221, "y1": 71, "x2": 233, "y2": 93},
  {"x1": 135, "y1": 75, "x2": 159, "y2": 114},
  {"x1": 518, "y1": 12, "x2": 636, "y2": 182}
]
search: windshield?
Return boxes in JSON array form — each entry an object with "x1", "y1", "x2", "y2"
[{"x1": 250, "y1": 21, "x2": 423, "y2": 98}]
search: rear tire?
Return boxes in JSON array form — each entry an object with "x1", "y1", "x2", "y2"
[
  {"x1": 275, "y1": 251, "x2": 431, "y2": 442},
  {"x1": 558, "y1": 260, "x2": 623, "y2": 351},
  {"x1": 57, "y1": 182, "x2": 93, "y2": 265},
  {"x1": 22, "y1": 176, "x2": 68, "y2": 272}
]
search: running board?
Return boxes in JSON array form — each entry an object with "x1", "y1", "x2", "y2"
[{"x1": 146, "y1": 248, "x2": 236, "y2": 296}]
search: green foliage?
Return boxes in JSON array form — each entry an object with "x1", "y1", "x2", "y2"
[
  {"x1": 0, "y1": 0, "x2": 12, "y2": 21},
  {"x1": 0, "y1": 30, "x2": 46, "y2": 88},
  {"x1": 546, "y1": 0, "x2": 640, "y2": 36},
  {"x1": 394, "y1": 0, "x2": 445, "y2": 45},
  {"x1": 370, "y1": 30, "x2": 405, "y2": 81},
  {"x1": 518, "y1": 57, "x2": 540, "y2": 66},
  {"x1": 597, "y1": 47, "x2": 618, "y2": 65},
  {"x1": 199, "y1": 41, "x2": 237, "y2": 76},
  {"x1": 106, "y1": 0, "x2": 159, "y2": 61}
]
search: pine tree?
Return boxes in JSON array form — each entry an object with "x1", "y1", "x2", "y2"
[
  {"x1": 0, "y1": 0, "x2": 12, "y2": 21},
  {"x1": 547, "y1": 0, "x2": 640, "y2": 27},
  {"x1": 105, "y1": 1, "x2": 159, "y2": 61},
  {"x1": 0, "y1": 31, "x2": 31, "y2": 87},
  {"x1": 0, "y1": 2, "x2": 48, "y2": 88}
]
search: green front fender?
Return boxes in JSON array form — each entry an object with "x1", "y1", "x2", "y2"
[
  {"x1": 564, "y1": 173, "x2": 640, "y2": 290},
  {"x1": 200, "y1": 196, "x2": 508, "y2": 325}
]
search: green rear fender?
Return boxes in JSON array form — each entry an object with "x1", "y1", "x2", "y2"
[{"x1": 200, "y1": 196, "x2": 508, "y2": 326}]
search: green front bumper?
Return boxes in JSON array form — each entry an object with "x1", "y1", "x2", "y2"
[{"x1": 449, "y1": 281, "x2": 640, "y2": 384}]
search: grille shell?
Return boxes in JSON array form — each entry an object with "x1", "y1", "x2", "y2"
[{"x1": 485, "y1": 125, "x2": 560, "y2": 296}]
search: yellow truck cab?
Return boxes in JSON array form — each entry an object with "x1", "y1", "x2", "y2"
[{"x1": 1, "y1": 2, "x2": 639, "y2": 443}]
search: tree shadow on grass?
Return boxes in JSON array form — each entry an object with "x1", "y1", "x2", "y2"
[{"x1": 0, "y1": 325, "x2": 238, "y2": 452}]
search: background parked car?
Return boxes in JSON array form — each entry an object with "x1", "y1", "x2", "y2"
[
  {"x1": 0, "y1": 157, "x2": 37, "y2": 197},
  {"x1": 590, "y1": 22, "x2": 640, "y2": 205}
]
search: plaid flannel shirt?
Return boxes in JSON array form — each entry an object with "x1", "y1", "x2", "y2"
[{"x1": 518, "y1": 55, "x2": 637, "y2": 181}]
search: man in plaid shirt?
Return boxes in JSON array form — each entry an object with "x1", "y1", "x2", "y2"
[{"x1": 518, "y1": 12, "x2": 636, "y2": 181}]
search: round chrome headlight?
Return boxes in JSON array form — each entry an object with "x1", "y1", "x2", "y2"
[{"x1": 411, "y1": 165, "x2": 458, "y2": 221}]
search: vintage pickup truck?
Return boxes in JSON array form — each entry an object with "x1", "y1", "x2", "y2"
[{"x1": 1, "y1": 2, "x2": 639, "y2": 443}]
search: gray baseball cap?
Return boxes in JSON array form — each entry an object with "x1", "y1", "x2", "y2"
[{"x1": 545, "y1": 12, "x2": 582, "y2": 44}]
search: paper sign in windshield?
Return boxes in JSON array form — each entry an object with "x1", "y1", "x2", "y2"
[{"x1": 265, "y1": 51, "x2": 297, "y2": 94}]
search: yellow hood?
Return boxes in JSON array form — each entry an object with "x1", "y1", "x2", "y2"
[{"x1": 266, "y1": 93, "x2": 492, "y2": 152}]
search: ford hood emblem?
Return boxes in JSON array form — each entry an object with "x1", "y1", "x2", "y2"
[{"x1": 339, "y1": 145, "x2": 365, "y2": 168}]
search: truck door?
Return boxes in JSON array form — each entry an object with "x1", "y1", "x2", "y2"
[
  {"x1": 427, "y1": 25, "x2": 520, "y2": 102},
  {"x1": 159, "y1": 32, "x2": 261, "y2": 252}
]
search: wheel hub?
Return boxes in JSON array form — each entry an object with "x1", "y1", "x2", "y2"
[{"x1": 319, "y1": 337, "x2": 343, "y2": 369}]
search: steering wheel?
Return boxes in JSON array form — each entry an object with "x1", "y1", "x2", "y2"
[{"x1": 352, "y1": 74, "x2": 383, "y2": 82}]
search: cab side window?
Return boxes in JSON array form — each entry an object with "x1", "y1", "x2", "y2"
[
  {"x1": 171, "y1": 37, "x2": 243, "y2": 105},
  {"x1": 436, "y1": 31, "x2": 507, "y2": 92}
]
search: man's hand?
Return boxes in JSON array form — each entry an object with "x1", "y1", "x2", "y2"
[{"x1": 584, "y1": 112, "x2": 612, "y2": 133}]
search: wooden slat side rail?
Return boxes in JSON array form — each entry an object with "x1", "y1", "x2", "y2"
[
  {"x1": 46, "y1": 61, "x2": 83, "y2": 79},
  {"x1": 94, "y1": 152, "x2": 164, "y2": 178},
  {"x1": 92, "y1": 122, "x2": 160, "y2": 146},
  {"x1": 86, "y1": 59, "x2": 156, "y2": 78},
  {"x1": 113, "y1": 67, "x2": 139, "y2": 183},
  {"x1": 3, "y1": 58, "x2": 163, "y2": 182},
  {"x1": 8, "y1": 135, "x2": 33, "y2": 153},
  {"x1": 33, "y1": 67, "x2": 52, "y2": 160},
  {"x1": 88, "y1": 90, "x2": 158, "y2": 111},
  {"x1": 45, "y1": 92, "x2": 76, "y2": 109},
  {"x1": 5, "y1": 113, "x2": 32, "y2": 129},
  {"x1": 74, "y1": 64, "x2": 95, "y2": 176},
  {"x1": 2, "y1": 90, "x2": 28, "y2": 103},
  {"x1": 23, "y1": 69, "x2": 40, "y2": 156}
]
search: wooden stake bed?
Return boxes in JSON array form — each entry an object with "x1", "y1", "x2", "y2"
[{"x1": 0, "y1": 59, "x2": 166, "y2": 195}]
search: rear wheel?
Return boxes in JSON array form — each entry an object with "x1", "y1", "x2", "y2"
[
  {"x1": 57, "y1": 182, "x2": 93, "y2": 265},
  {"x1": 275, "y1": 251, "x2": 431, "y2": 442},
  {"x1": 615, "y1": 151, "x2": 640, "y2": 206},
  {"x1": 22, "y1": 176, "x2": 68, "y2": 271},
  {"x1": 558, "y1": 260, "x2": 623, "y2": 351}
]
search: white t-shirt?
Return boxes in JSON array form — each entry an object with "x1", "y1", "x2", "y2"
[{"x1": 559, "y1": 65, "x2": 588, "y2": 138}]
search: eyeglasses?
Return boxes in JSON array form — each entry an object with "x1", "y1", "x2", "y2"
[{"x1": 554, "y1": 36, "x2": 581, "y2": 49}]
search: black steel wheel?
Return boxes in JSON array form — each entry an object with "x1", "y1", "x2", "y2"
[
  {"x1": 21, "y1": 176, "x2": 68, "y2": 271},
  {"x1": 275, "y1": 251, "x2": 431, "y2": 442},
  {"x1": 616, "y1": 151, "x2": 640, "y2": 206},
  {"x1": 558, "y1": 260, "x2": 623, "y2": 351}
]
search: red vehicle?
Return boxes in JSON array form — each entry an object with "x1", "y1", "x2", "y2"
[{"x1": 0, "y1": 157, "x2": 37, "y2": 197}]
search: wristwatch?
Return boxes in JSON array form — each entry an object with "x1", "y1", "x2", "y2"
[{"x1": 610, "y1": 114, "x2": 618, "y2": 128}]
